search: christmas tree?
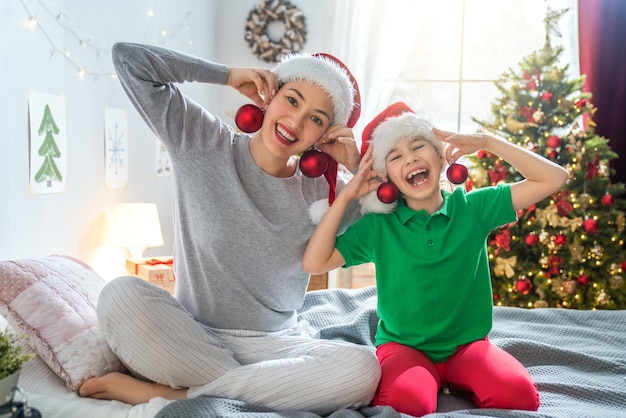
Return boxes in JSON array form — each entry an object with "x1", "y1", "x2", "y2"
[{"x1": 468, "y1": 7, "x2": 626, "y2": 309}]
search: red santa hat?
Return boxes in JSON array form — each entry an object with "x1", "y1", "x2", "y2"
[
  {"x1": 274, "y1": 52, "x2": 361, "y2": 224},
  {"x1": 359, "y1": 102, "x2": 443, "y2": 214}
]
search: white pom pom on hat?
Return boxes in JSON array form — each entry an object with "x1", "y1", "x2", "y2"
[{"x1": 273, "y1": 53, "x2": 362, "y2": 224}]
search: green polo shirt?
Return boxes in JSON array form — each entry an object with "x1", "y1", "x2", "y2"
[{"x1": 336, "y1": 184, "x2": 515, "y2": 362}]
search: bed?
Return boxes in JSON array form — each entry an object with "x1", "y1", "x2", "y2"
[{"x1": 2, "y1": 255, "x2": 626, "y2": 418}]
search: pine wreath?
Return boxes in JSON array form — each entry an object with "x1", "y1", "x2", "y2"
[{"x1": 244, "y1": 0, "x2": 307, "y2": 63}]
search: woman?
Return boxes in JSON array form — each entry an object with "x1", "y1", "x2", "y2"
[{"x1": 79, "y1": 42, "x2": 380, "y2": 415}]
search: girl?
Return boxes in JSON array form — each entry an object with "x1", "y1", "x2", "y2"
[{"x1": 302, "y1": 102, "x2": 568, "y2": 416}]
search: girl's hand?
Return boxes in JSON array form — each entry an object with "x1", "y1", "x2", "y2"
[
  {"x1": 226, "y1": 68, "x2": 277, "y2": 108},
  {"x1": 340, "y1": 146, "x2": 384, "y2": 202},
  {"x1": 316, "y1": 125, "x2": 360, "y2": 171},
  {"x1": 433, "y1": 127, "x2": 488, "y2": 164}
]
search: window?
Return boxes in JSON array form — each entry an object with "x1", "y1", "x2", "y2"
[{"x1": 387, "y1": 0, "x2": 578, "y2": 132}]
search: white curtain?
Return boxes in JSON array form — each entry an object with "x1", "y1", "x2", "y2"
[
  {"x1": 329, "y1": 0, "x2": 423, "y2": 140},
  {"x1": 330, "y1": 0, "x2": 579, "y2": 140}
]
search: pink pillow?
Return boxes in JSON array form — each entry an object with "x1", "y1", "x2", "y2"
[{"x1": 0, "y1": 255, "x2": 120, "y2": 391}]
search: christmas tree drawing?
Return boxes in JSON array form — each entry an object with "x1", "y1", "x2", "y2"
[
  {"x1": 34, "y1": 104, "x2": 63, "y2": 188},
  {"x1": 468, "y1": 7, "x2": 626, "y2": 309}
]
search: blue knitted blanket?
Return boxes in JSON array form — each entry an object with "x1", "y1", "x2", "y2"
[{"x1": 156, "y1": 286, "x2": 626, "y2": 418}]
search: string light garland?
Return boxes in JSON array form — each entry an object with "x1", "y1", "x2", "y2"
[{"x1": 19, "y1": 0, "x2": 196, "y2": 80}]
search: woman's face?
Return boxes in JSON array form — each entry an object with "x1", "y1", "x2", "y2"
[
  {"x1": 385, "y1": 135, "x2": 445, "y2": 210},
  {"x1": 260, "y1": 80, "x2": 334, "y2": 158}
]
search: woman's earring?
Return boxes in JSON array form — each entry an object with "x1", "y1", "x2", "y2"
[
  {"x1": 446, "y1": 162, "x2": 469, "y2": 184},
  {"x1": 377, "y1": 182, "x2": 399, "y2": 204},
  {"x1": 235, "y1": 104, "x2": 264, "y2": 133},
  {"x1": 299, "y1": 148, "x2": 329, "y2": 178}
]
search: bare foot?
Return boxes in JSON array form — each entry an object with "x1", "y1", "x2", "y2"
[{"x1": 79, "y1": 372, "x2": 187, "y2": 405}]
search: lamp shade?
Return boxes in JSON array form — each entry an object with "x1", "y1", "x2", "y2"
[{"x1": 110, "y1": 203, "x2": 164, "y2": 259}]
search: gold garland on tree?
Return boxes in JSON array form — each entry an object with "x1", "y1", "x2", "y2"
[{"x1": 244, "y1": 0, "x2": 307, "y2": 63}]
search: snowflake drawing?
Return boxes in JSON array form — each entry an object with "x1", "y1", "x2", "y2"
[{"x1": 107, "y1": 122, "x2": 126, "y2": 174}]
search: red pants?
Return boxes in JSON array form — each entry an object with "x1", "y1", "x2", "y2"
[{"x1": 371, "y1": 339, "x2": 539, "y2": 417}]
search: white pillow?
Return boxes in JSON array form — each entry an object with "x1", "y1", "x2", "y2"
[{"x1": 0, "y1": 255, "x2": 120, "y2": 391}]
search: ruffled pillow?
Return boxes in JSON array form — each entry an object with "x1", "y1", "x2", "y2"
[{"x1": 0, "y1": 255, "x2": 120, "y2": 391}]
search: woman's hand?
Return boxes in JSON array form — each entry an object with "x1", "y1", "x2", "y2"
[
  {"x1": 316, "y1": 125, "x2": 361, "y2": 172},
  {"x1": 226, "y1": 68, "x2": 277, "y2": 109}
]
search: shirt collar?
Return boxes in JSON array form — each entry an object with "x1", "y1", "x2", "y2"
[{"x1": 395, "y1": 189, "x2": 453, "y2": 224}]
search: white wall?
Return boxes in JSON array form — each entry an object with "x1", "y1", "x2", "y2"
[{"x1": 1, "y1": 0, "x2": 335, "y2": 280}]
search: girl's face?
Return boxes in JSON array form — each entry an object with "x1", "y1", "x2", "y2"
[
  {"x1": 385, "y1": 135, "x2": 445, "y2": 212},
  {"x1": 260, "y1": 80, "x2": 334, "y2": 159}
]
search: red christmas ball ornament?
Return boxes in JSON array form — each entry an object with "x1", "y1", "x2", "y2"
[
  {"x1": 554, "y1": 233, "x2": 567, "y2": 246},
  {"x1": 235, "y1": 104, "x2": 264, "y2": 133},
  {"x1": 447, "y1": 163, "x2": 468, "y2": 184},
  {"x1": 541, "y1": 92, "x2": 553, "y2": 101},
  {"x1": 601, "y1": 194, "x2": 614, "y2": 206},
  {"x1": 575, "y1": 98, "x2": 587, "y2": 108},
  {"x1": 515, "y1": 278, "x2": 533, "y2": 295},
  {"x1": 582, "y1": 218, "x2": 600, "y2": 235},
  {"x1": 299, "y1": 149, "x2": 328, "y2": 178},
  {"x1": 525, "y1": 233, "x2": 539, "y2": 246},
  {"x1": 546, "y1": 135, "x2": 561, "y2": 149},
  {"x1": 376, "y1": 182, "x2": 399, "y2": 204},
  {"x1": 547, "y1": 149, "x2": 558, "y2": 160},
  {"x1": 577, "y1": 274, "x2": 590, "y2": 286},
  {"x1": 620, "y1": 261, "x2": 626, "y2": 271},
  {"x1": 556, "y1": 199, "x2": 573, "y2": 217}
]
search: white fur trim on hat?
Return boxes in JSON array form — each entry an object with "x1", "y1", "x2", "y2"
[
  {"x1": 273, "y1": 54, "x2": 355, "y2": 126},
  {"x1": 369, "y1": 114, "x2": 443, "y2": 175}
]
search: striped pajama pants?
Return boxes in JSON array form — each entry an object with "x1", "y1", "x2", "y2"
[{"x1": 96, "y1": 276, "x2": 381, "y2": 415}]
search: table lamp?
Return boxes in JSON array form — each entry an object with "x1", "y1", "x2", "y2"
[{"x1": 110, "y1": 202, "x2": 164, "y2": 259}]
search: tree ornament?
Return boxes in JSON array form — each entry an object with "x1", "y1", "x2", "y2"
[
  {"x1": 586, "y1": 156, "x2": 600, "y2": 179},
  {"x1": 541, "y1": 92, "x2": 553, "y2": 101},
  {"x1": 600, "y1": 193, "x2": 614, "y2": 206},
  {"x1": 578, "y1": 193, "x2": 592, "y2": 211},
  {"x1": 235, "y1": 104, "x2": 264, "y2": 133},
  {"x1": 617, "y1": 214, "x2": 625, "y2": 233},
  {"x1": 546, "y1": 149, "x2": 558, "y2": 160},
  {"x1": 515, "y1": 277, "x2": 533, "y2": 295},
  {"x1": 546, "y1": 135, "x2": 561, "y2": 149},
  {"x1": 556, "y1": 198, "x2": 573, "y2": 216},
  {"x1": 376, "y1": 182, "x2": 399, "y2": 204},
  {"x1": 609, "y1": 275, "x2": 623, "y2": 290},
  {"x1": 446, "y1": 163, "x2": 468, "y2": 184},
  {"x1": 595, "y1": 289, "x2": 610, "y2": 306},
  {"x1": 525, "y1": 232, "x2": 539, "y2": 246},
  {"x1": 562, "y1": 279, "x2": 578, "y2": 295},
  {"x1": 532, "y1": 110, "x2": 545, "y2": 123},
  {"x1": 577, "y1": 274, "x2": 590, "y2": 286},
  {"x1": 554, "y1": 233, "x2": 567, "y2": 246},
  {"x1": 583, "y1": 218, "x2": 600, "y2": 235},
  {"x1": 299, "y1": 149, "x2": 328, "y2": 178}
]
